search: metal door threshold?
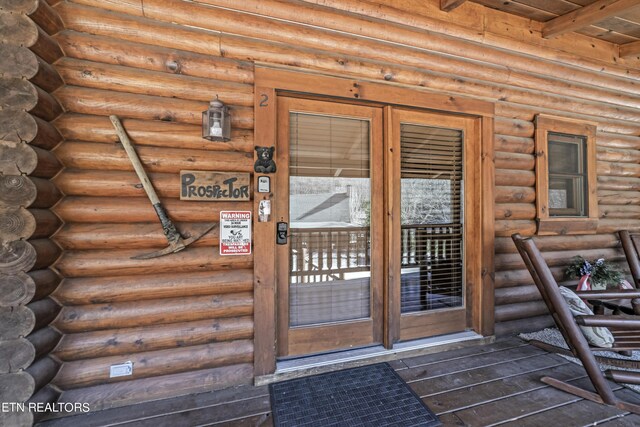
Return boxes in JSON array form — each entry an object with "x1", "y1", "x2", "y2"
[{"x1": 255, "y1": 331, "x2": 494, "y2": 386}]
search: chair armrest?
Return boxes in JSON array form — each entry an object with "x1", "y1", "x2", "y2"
[
  {"x1": 575, "y1": 315, "x2": 640, "y2": 329},
  {"x1": 575, "y1": 289, "x2": 640, "y2": 300}
]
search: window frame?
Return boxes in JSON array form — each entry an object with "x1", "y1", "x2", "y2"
[{"x1": 534, "y1": 114, "x2": 598, "y2": 235}]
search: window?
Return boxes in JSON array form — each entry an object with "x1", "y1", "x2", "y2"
[{"x1": 535, "y1": 115, "x2": 597, "y2": 235}]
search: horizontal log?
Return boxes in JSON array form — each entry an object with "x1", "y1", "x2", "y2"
[
  {"x1": 55, "y1": 316, "x2": 253, "y2": 361},
  {"x1": 54, "y1": 339, "x2": 253, "y2": 389},
  {"x1": 29, "y1": 84, "x2": 64, "y2": 122},
  {"x1": 26, "y1": 356, "x2": 60, "y2": 394},
  {"x1": 0, "y1": 305, "x2": 36, "y2": 340},
  {"x1": 54, "y1": 141, "x2": 253, "y2": 173},
  {"x1": 31, "y1": 146, "x2": 63, "y2": 178},
  {"x1": 0, "y1": 12, "x2": 38, "y2": 47},
  {"x1": 598, "y1": 190, "x2": 640, "y2": 205},
  {"x1": 0, "y1": 372, "x2": 35, "y2": 403},
  {"x1": 494, "y1": 134, "x2": 534, "y2": 154},
  {"x1": 494, "y1": 203, "x2": 535, "y2": 220},
  {"x1": 56, "y1": 30, "x2": 254, "y2": 84},
  {"x1": 53, "y1": 196, "x2": 250, "y2": 223},
  {"x1": 57, "y1": 363, "x2": 253, "y2": 411},
  {"x1": 494, "y1": 301, "x2": 548, "y2": 322},
  {"x1": 598, "y1": 176, "x2": 640, "y2": 191},
  {"x1": 0, "y1": 338, "x2": 35, "y2": 373},
  {"x1": 30, "y1": 24, "x2": 64, "y2": 64},
  {"x1": 55, "y1": 57, "x2": 254, "y2": 106},
  {"x1": 494, "y1": 151, "x2": 534, "y2": 171},
  {"x1": 0, "y1": 109, "x2": 63, "y2": 149},
  {"x1": 495, "y1": 266, "x2": 565, "y2": 288},
  {"x1": 53, "y1": 268, "x2": 252, "y2": 304},
  {"x1": 495, "y1": 314, "x2": 554, "y2": 337},
  {"x1": 31, "y1": 54, "x2": 65, "y2": 93},
  {"x1": 495, "y1": 169, "x2": 535, "y2": 187},
  {"x1": 0, "y1": 78, "x2": 62, "y2": 122},
  {"x1": 53, "y1": 222, "x2": 218, "y2": 250},
  {"x1": 54, "y1": 86, "x2": 253, "y2": 129},
  {"x1": 29, "y1": 269, "x2": 61, "y2": 301},
  {"x1": 494, "y1": 220, "x2": 536, "y2": 237},
  {"x1": 0, "y1": 44, "x2": 38, "y2": 79},
  {"x1": 600, "y1": 204, "x2": 640, "y2": 219},
  {"x1": 30, "y1": 177, "x2": 62, "y2": 209},
  {"x1": 598, "y1": 161, "x2": 640, "y2": 178},
  {"x1": 495, "y1": 233, "x2": 621, "y2": 254},
  {"x1": 54, "y1": 170, "x2": 181, "y2": 198},
  {"x1": 29, "y1": 0, "x2": 64, "y2": 35},
  {"x1": 31, "y1": 209, "x2": 62, "y2": 239},
  {"x1": 54, "y1": 292, "x2": 253, "y2": 333},
  {"x1": 54, "y1": 1, "x2": 222, "y2": 57},
  {"x1": 496, "y1": 248, "x2": 623, "y2": 271},
  {"x1": 0, "y1": 239, "x2": 36, "y2": 274},
  {"x1": 31, "y1": 238, "x2": 62, "y2": 271},
  {"x1": 27, "y1": 326, "x2": 62, "y2": 360},
  {"x1": 597, "y1": 219, "x2": 640, "y2": 233},
  {"x1": 0, "y1": 140, "x2": 61, "y2": 177},
  {"x1": 54, "y1": 113, "x2": 253, "y2": 153},
  {"x1": 0, "y1": 272, "x2": 35, "y2": 307},
  {"x1": 597, "y1": 147, "x2": 640, "y2": 163},
  {"x1": 28, "y1": 298, "x2": 61, "y2": 331},
  {"x1": 495, "y1": 285, "x2": 541, "y2": 305},
  {"x1": 598, "y1": 133, "x2": 640, "y2": 150},
  {"x1": 495, "y1": 185, "x2": 535, "y2": 204},
  {"x1": 0, "y1": 206, "x2": 36, "y2": 242},
  {"x1": 55, "y1": 246, "x2": 252, "y2": 279}
]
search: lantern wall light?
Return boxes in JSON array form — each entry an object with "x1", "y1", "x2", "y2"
[{"x1": 202, "y1": 95, "x2": 231, "y2": 141}]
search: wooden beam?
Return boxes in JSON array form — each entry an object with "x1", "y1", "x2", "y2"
[
  {"x1": 620, "y1": 40, "x2": 640, "y2": 58},
  {"x1": 440, "y1": 0, "x2": 466, "y2": 12},
  {"x1": 543, "y1": 0, "x2": 640, "y2": 39}
]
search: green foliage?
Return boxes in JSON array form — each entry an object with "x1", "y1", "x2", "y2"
[{"x1": 565, "y1": 256, "x2": 624, "y2": 289}]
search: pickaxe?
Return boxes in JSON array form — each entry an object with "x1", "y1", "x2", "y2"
[{"x1": 110, "y1": 115, "x2": 217, "y2": 260}]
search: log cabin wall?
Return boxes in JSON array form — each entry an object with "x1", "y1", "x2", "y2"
[
  {"x1": 7, "y1": 0, "x2": 638, "y2": 412},
  {"x1": 0, "y1": 0, "x2": 66, "y2": 424}
]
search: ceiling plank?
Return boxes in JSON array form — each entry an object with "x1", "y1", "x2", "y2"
[
  {"x1": 543, "y1": 0, "x2": 640, "y2": 39},
  {"x1": 620, "y1": 40, "x2": 640, "y2": 58},
  {"x1": 441, "y1": 0, "x2": 466, "y2": 12}
]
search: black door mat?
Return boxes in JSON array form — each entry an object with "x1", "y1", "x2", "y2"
[{"x1": 269, "y1": 362, "x2": 442, "y2": 427}]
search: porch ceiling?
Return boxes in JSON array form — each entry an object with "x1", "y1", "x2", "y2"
[{"x1": 445, "y1": 0, "x2": 640, "y2": 58}]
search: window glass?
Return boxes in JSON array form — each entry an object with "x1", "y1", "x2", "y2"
[{"x1": 547, "y1": 133, "x2": 587, "y2": 217}]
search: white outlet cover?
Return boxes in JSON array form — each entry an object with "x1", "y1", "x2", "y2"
[{"x1": 110, "y1": 361, "x2": 133, "y2": 378}]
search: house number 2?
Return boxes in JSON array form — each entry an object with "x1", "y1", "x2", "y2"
[{"x1": 259, "y1": 94, "x2": 269, "y2": 107}]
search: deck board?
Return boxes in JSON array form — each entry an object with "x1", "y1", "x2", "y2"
[{"x1": 38, "y1": 338, "x2": 640, "y2": 426}]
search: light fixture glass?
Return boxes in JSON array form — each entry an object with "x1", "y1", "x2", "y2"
[{"x1": 202, "y1": 96, "x2": 231, "y2": 141}]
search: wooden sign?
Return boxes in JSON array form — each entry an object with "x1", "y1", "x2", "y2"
[{"x1": 180, "y1": 171, "x2": 250, "y2": 201}]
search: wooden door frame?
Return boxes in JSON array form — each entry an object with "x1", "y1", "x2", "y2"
[{"x1": 253, "y1": 64, "x2": 495, "y2": 378}]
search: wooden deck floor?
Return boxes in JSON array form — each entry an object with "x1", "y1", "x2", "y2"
[{"x1": 39, "y1": 338, "x2": 640, "y2": 426}]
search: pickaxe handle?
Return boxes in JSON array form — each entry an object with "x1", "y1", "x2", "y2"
[{"x1": 109, "y1": 115, "x2": 181, "y2": 246}]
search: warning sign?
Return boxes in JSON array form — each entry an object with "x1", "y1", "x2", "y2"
[{"x1": 220, "y1": 211, "x2": 252, "y2": 255}]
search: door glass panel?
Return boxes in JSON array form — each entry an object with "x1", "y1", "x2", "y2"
[
  {"x1": 288, "y1": 112, "x2": 372, "y2": 327},
  {"x1": 399, "y1": 124, "x2": 464, "y2": 313}
]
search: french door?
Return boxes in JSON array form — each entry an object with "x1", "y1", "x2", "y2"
[{"x1": 276, "y1": 98, "x2": 478, "y2": 358}]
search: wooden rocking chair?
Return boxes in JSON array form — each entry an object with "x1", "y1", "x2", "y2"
[{"x1": 512, "y1": 233, "x2": 640, "y2": 413}]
